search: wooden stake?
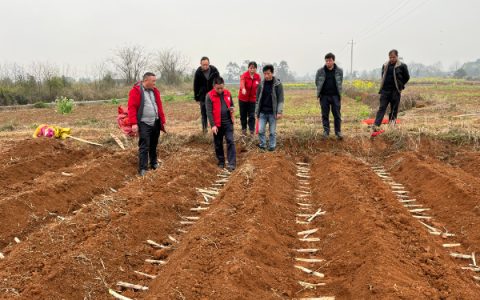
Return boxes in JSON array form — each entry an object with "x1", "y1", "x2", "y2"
[
  {"x1": 298, "y1": 229, "x2": 318, "y2": 236},
  {"x1": 298, "y1": 203, "x2": 312, "y2": 207},
  {"x1": 190, "y1": 207, "x2": 208, "y2": 212},
  {"x1": 296, "y1": 249, "x2": 319, "y2": 253},
  {"x1": 472, "y1": 252, "x2": 477, "y2": 267},
  {"x1": 177, "y1": 229, "x2": 188, "y2": 234},
  {"x1": 108, "y1": 289, "x2": 133, "y2": 300},
  {"x1": 145, "y1": 259, "x2": 167, "y2": 265},
  {"x1": 146, "y1": 240, "x2": 169, "y2": 249},
  {"x1": 474, "y1": 276, "x2": 480, "y2": 281},
  {"x1": 450, "y1": 253, "x2": 472, "y2": 259},
  {"x1": 412, "y1": 215, "x2": 432, "y2": 220},
  {"x1": 183, "y1": 216, "x2": 200, "y2": 221},
  {"x1": 295, "y1": 258, "x2": 324, "y2": 263},
  {"x1": 296, "y1": 220, "x2": 310, "y2": 225},
  {"x1": 403, "y1": 204, "x2": 423, "y2": 208},
  {"x1": 168, "y1": 235, "x2": 178, "y2": 243},
  {"x1": 307, "y1": 209, "x2": 326, "y2": 222},
  {"x1": 134, "y1": 271, "x2": 156, "y2": 279},
  {"x1": 409, "y1": 208, "x2": 430, "y2": 213},
  {"x1": 442, "y1": 243, "x2": 461, "y2": 248},
  {"x1": 299, "y1": 238, "x2": 321, "y2": 242},
  {"x1": 399, "y1": 199, "x2": 416, "y2": 203},
  {"x1": 180, "y1": 221, "x2": 195, "y2": 225},
  {"x1": 197, "y1": 189, "x2": 218, "y2": 196},
  {"x1": 116, "y1": 281, "x2": 148, "y2": 291},
  {"x1": 294, "y1": 265, "x2": 324, "y2": 278},
  {"x1": 67, "y1": 135, "x2": 103, "y2": 146},
  {"x1": 298, "y1": 281, "x2": 326, "y2": 288},
  {"x1": 418, "y1": 221, "x2": 439, "y2": 233},
  {"x1": 110, "y1": 133, "x2": 125, "y2": 150}
]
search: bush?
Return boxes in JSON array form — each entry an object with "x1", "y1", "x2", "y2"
[
  {"x1": 111, "y1": 98, "x2": 119, "y2": 104},
  {"x1": 55, "y1": 96, "x2": 75, "y2": 114}
]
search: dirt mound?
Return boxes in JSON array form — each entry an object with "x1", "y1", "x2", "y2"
[{"x1": 306, "y1": 153, "x2": 480, "y2": 299}]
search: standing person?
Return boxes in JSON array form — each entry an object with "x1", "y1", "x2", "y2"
[
  {"x1": 205, "y1": 77, "x2": 236, "y2": 171},
  {"x1": 315, "y1": 52, "x2": 344, "y2": 140},
  {"x1": 193, "y1": 56, "x2": 220, "y2": 133},
  {"x1": 238, "y1": 61, "x2": 261, "y2": 136},
  {"x1": 255, "y1": 64, "x2": 284, "y2": 151},
  {"x1": 373, "y1": 49, "x2": 410, "y2": 132},
  {"x1": 128, "y1": 72, "x2": 166, "y2": 176}
]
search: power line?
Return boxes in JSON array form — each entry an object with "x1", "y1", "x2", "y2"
[{"x1": 357, "y1": 0, "x2": 432, "y2": 43}]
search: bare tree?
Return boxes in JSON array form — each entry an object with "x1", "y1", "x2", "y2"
[
  {"x1": 111, "y1": 45, "x2": 148, "y2": 84},
  {"x1": 152, "y1": 49, "x2": 189, "y2": 85}
]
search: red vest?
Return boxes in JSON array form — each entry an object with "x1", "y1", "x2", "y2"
[
  {"x1": 238, "y1": 71, "x2": 261, "y2": 102},
  {"x1": 208, "y1": 89, "x2": 234, "y2": 127}
]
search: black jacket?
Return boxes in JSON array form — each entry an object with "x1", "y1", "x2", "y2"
[
  {"x1": 193, "y1": 65, "x2": 220, "y2": 102},
  {"x1": 379, "y1": 61, "x2": 410, "y2": 93}
]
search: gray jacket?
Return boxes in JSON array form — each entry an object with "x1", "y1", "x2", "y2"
[
  {"x1": 255, "y1": 77, "x2": 284, "y2": 117},
  {"x1": 315, "y1": 64, "x2": 343, "y2": 98}
]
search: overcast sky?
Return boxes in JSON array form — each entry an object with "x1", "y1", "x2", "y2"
[{"x1": 0, "y1": 0, "x2": 478, "y2": 77}]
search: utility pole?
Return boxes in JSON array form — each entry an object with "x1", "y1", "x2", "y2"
[{"x1": 348, "y1": 39, "x2": 356, "y2": 78}]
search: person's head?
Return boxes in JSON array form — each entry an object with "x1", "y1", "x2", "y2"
[
  {"x1": 142, "y1": 72, "x2": 156, "y2": 89},
  {"x1": 213, "y1": 76, "x2": 225, "y2": 94},
  {"x1": 248, "y1": 61, "x2": 257, "y2": 75},
  {"x1": 200, "y1": 56, "x2": 210, "y2": 71},
  {"x1": 388, "y1": 49, "x2": 398, "y2": 64},
  {"x1": 262, "y1": 64, "x2": 274, "y2": 81},
  {"x1": 325, "y1": 53, "x2": 335, "y2": 69}
]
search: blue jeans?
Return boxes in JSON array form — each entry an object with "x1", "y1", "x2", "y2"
[{"x1": 258, "y1": 112, "x2": 277, "y2": 149}]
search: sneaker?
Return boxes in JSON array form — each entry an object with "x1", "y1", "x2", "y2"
[
  {"x1": 151, "y1": 163, "x2": 159, "y2": 170},
  {"x1": 372, "y1": 125, "x2": 380, "y2": 133},
  {"x1": 336, "y1": 133, "x2": 344, "y2": 140},
  {"x1": 322, "y1": 132, "x2": 329, "y2": 139},
  {"x1": 218, "y1": 162, "x2": 225, "y2": 169},
  {"x1": 257, "y1": 144, "x2": 266, "y2": 150},
  {"x1": 268, "y1": 147, "x2": 275, "y2": 152},
  {"x1": 227, "y1": 165, "x2": 236, "y2": 172},
  {"x1": 139, "y1": 169, "x2": 147, "y2": 176}
]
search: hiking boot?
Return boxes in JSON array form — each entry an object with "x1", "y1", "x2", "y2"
[{"x1": 139, "y1": 169, "x2": 147, "y2": 176}]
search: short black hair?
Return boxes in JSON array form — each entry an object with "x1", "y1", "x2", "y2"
[
  {"x1": 200, "y1": 56, "x2": 210, "y2": 62},
  {"x1": 213, "y1": 76, "x2": 224, "y2": 85},
  {"x1": 262, "y1": 64, "x2": 274, "y2": 73},
  {"x1": 389, "y1": 49, "x2": 398, "y2": 56},
  {"x1": 248, "y1": 61, "x2": 257, "y2": 69},
  {"x1": 325, "y1": 53, "x2": 335, "y2": 61},
  {"x1": 143, "y1": 72, "x2": 156, "y2": 80}
]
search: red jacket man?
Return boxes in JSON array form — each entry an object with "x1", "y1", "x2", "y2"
[{"x1": 128, "y1": 72, "x2": 166, "y2": 176}]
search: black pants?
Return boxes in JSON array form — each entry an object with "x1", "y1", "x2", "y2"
[
  {"x1": 213, "y1": 122, "x2": 236, "y2": 167},
  {"x1": 320, "y1": 95, "x2": 341, "y2": 135},
  {"x1": 239, "y1": 100, "x2": 256, "y2": 133},
  {"x1": 374, "y1": 90, "x2": 401, "y2": 126},
  {"x1": 138, "y1": 120, "x2": 161, "y2": 172},
  {"x1": 199, "y1": 101, "x2": 208, "y2": 132}
]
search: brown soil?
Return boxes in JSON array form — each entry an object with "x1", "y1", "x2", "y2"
[{"x1": 0, "y1": 135, "x2": 479, "y2": 299}]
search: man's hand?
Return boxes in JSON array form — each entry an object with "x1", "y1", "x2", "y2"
[
  {"x1": 242, "y1": 88, "x2": 247, "y2": 95},
  {"x1": 276, "y1": 113, "x2": 283, "y2": 120},
  {"x1": 211, "y1": 126, "x2": 218, "y2": 135},
  {"x1": 229, "y1": 107, "x2": 235, "y2": 113},
  {"x1": 132, "y1": 124, "x2": 138, "y2": 133}
]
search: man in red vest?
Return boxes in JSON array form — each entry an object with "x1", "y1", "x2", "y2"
[
  {"x1": 128, "y1": 72, "x2": 166, "y2": 176},
  {"x1": 205, "y1": 77, "x2": 236, "y2": 171}
]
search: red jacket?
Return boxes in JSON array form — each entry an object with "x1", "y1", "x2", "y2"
[
  {"x1": 128, "y1": 82, "x2": 166, "y2": 126},
  {"x1": 208, "y1": 89, "x2": 234, "y2": 127},
  {"x1": 238, "y1": 71, "x2": 261, "y2": 102}
]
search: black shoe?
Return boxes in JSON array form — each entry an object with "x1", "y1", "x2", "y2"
[
  {"x1": 227, "y1": 165, "x2": 236, "y2": 172},
  {"x1": 151, "y1": 163, "x2": 159, "y2": 170},
  {"x1": 139, "y1": 169, "x2": 147, "y2": 176},
  {"x1": 336, "y1": 133, "x2": 344, "y2": 140},
  {"x1": 268, "y1": 147, "x2": 275, "y2": 152},
  {"x1": 322, "y1": 132, "x2": 329, "y2": 139},
  {"x1": 218, "y1": 162, "x2": 225, "y2": 169},
  {"x1": 257, "y1": 144, "x2": 266, "y2": 150}
]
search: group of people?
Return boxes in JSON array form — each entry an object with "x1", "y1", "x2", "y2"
[{"x1": 128, "y1": 50, "x2": 410, "y2": 175}]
